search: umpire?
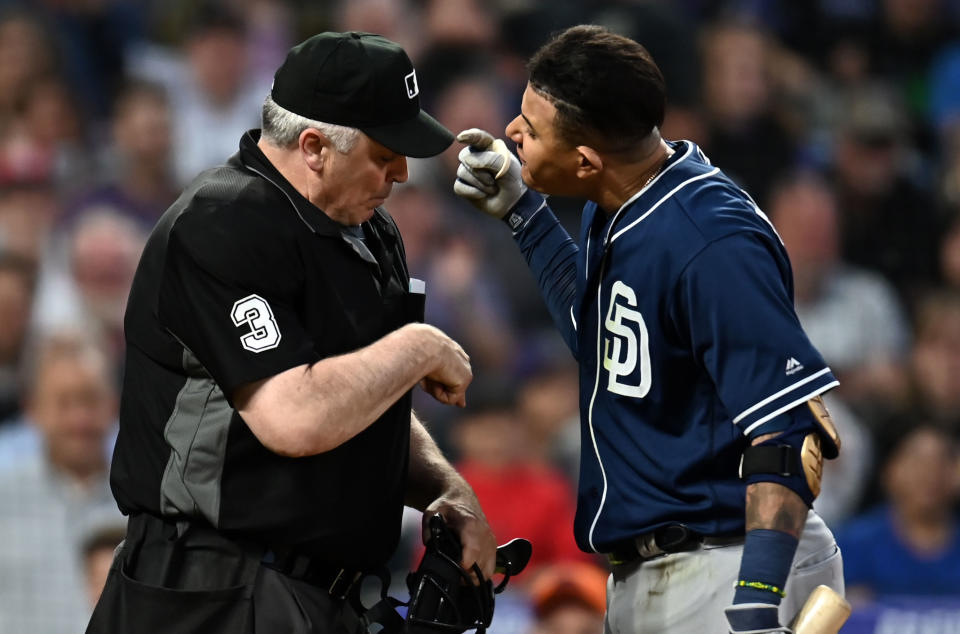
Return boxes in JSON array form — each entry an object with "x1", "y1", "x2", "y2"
[{"x1": 87, "y1": 32, "x2": 496, "y2": 634}]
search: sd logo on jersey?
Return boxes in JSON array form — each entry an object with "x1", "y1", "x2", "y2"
[{"x1": 603, "y1": 280, "x2": 651, "y2": 398}]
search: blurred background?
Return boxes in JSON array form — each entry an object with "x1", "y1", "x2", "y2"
[{"x1": 0, "y1": 0, "x2": 959, "y2": 632}]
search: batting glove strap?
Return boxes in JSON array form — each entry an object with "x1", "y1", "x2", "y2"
[{"x1": 725, "y1": 604, "x2": 792, "y2": 634}]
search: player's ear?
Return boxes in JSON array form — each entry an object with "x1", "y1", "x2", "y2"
[
  {"x1": 574, "y1": 145, "x2": 603, "y2": 179},
  {"x1": 299, "y1": 128, "x2": 330, "y2": 173}
]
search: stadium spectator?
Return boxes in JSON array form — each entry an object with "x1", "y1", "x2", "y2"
[
  {"x1": 866, "y1": 0, "x2": 957, "y2": 121},
  {"x1": 0, "y1": 181, "x2": 73, "y2": 336},
  {"x1": 0, "y1": 331, "x2": 120, "y2": 634},
  {"x1": 424, "y1": 233, "x2": 517, "y2": 374},
  {"x1": 31, "y1": 209, "x2": 147, "y2": 377},
  {"x1": 940, "y1": 213, "x2": 960, "y2": 289},
  {"x1": 516, "y1": 362, "x2": 580, "y2": 482},
  {"x1": 830, "y1": 83, "x2": 942, "y2": 302},
  {"x1": 429, "y1": 72, "x2": 511, "y2": 186},
  {"x1": 837, "y1": 424, "x2": 960, "y2": 603},
  {"x1": 528, "y1": 562, "x2": 608, "y2": 634},
  {"x1": 939, "y1": 133, "x2": 960, "y2": 212},
  {"x1": 336, "y1": 0, "x2": 419, "y2": 58},
  {"x1": 66, "y1": 210, "x2": 146, "y2": 371},
  {"x1": 768, "y1": 170, "x2": 911, "y2": 411},
  {"x1": 63, "y1": 80, "x2": 176, "y2": 231},
  {"x1": 31, "y1": 0, "x2": 144, "y2": 120},
  {"x1": 905, "y1": 291, "x2": 960, "y2": 430},
  {"x1": 700, "y1": 20, "x2": 796, "y2": 206},
  {"x1": 0, "y1": 180, "x2": 58, "y2": 262},
  {"x1": 129, "y1": 5, "x2": 265, "y2": 185},
  {"x1": 80, "y1": 519, "x2": 126, "y2": 608},
  {"x1": 0, "y1": 251, "x2": 35, "y2": 424},
  {"x1": 0, "y1": 74, "x2": 89, "y2": 193},
  {"x1": 929, "y1": 43, "x2": 960, "y2": 142},
  {"x1": 422, "y1": 0, "x2": 497, "y2": 50},
  {"x1": 453, "y1": 403, "x2": 588, "y2": 575},
  {"x1": 0, "y1": 10, "x2": 54, "y2": 132}
]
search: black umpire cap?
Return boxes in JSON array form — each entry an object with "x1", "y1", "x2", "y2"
[{"x1": 271, "y1": 32, "x2": 454, "y2": 158}]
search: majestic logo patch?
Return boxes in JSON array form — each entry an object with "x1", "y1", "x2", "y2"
[
  {"x1": 404, "y1": 70, "x2": 419, "y2": 99},
  {"x1": 785, "y1": 357, "x2": 804, "y2": 375}
]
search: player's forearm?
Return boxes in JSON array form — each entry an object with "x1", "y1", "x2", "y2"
[
  {"x1": 726, "y1": 434, "x2": 809, "y2": 623},
  {"x1": 727, "y1": 481, "x2": 807, "y2": 625},
  {"x1": 743, "y1": 429, "x2": 809, "y2": 536},
  {"x1": 744, "y1": 481, "x2": 807, "y2": 537},
  {"x1": 238, "y1": 324, "x2": 445, "y2": 456},
  {"x1": 510, "y1": 191, "x2": 580, "y2": 354},
  {"x1": 405, "y1": 414, "x2": 472, "y2": 511}
]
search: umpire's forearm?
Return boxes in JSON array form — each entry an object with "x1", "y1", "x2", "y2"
[
  {"x1": 235, "y1": 324, "x2": 457, "y2": 457},
  {"x1": 405, "y1": 414, "x2": 473, "y2": 511}
]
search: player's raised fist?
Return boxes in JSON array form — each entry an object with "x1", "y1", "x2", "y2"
[{"x1": 454, "y1": 128, "x2": 526, "y2": 219}]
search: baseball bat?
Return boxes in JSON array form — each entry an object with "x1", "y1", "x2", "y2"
[{"x1": 789, "y1": 585, "x2": 851, "y2": 634}]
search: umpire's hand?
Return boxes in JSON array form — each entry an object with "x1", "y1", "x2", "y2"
[
  {"x1": 424, "y1": 493, "x2": 498, "y2": 584},
  {"x1": 414, "y1": 324, "x2": 473, "y2": 408}
]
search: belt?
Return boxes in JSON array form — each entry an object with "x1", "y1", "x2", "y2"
[
  {"x1": 126, "y1": 513, "x2": 364, "y2": 601},
  {"x1": 606, "y1": 524, "x2": 744, "y2": 566},
  {"x1": 261, "y1": 547, "x2": 363, "y2": 601}
]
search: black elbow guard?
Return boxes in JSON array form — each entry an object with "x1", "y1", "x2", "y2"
[{"x1": 739, "y1": 396, "x2": 842, "y2": 507}]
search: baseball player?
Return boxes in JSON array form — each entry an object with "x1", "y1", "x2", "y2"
[{"x1": 454, "y1": 26, "x2": 844, "y2": 633}]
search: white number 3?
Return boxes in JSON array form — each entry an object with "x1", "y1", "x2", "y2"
[{"x1": 231, "y1": 294, "x2": 281, "y2": 352}]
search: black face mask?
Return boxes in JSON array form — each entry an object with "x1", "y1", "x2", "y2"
[{"x1": 405, "y1": 514, "x2": 532, "y2": 634}]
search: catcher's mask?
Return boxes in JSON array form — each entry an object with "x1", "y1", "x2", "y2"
[{"x1": 404, "y1": 514, "x2": 532, "y2": 634}]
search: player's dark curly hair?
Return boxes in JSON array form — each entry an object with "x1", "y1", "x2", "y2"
[{"x1": 528, "y1": 25, "x2": 665, "y2": 152}]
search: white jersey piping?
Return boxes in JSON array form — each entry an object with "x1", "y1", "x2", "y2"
[
  {"x1": 741, "y1": 381, "x2": 840, "y2": 436},
  {"x1": 733, "y1": 367, "x2": 833, "y2": 424}
]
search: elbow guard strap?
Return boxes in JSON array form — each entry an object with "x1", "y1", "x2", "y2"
[{"x1": 740, "y1": 430, "x2": 823, "y2": 507}]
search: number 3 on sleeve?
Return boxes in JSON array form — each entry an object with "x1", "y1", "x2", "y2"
[{"x1": 231, "y1": 294, "x2": 282, "y2": 352}]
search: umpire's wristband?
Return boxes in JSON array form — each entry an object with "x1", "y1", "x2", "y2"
[
  {"x1": 733, "y1": 529, "x2": 798, "y2": 605},
  {"x1": 503, "y1": 189, "x2": 547, "y2": 233}
]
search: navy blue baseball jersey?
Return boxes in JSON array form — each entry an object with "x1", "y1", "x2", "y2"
[{"x1": 509, "y1": 141, "x2": 838, "y2": 553}]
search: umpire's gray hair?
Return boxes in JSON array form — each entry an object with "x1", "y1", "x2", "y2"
[{"x1": 260, "y1": 95, "x2": 361, "y2": 154}]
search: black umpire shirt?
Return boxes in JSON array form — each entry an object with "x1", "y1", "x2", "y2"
[{"x1": 111, "y1": 129, "x2": 422, "y2": 570}]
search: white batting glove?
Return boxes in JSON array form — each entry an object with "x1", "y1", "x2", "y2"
[{"x1": 453, "y1": 128, "x2": 526, "y2": 219}]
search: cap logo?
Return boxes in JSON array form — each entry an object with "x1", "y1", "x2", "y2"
[{"x1": 404, "y1": 70, "x2": 419, "y2": 99}]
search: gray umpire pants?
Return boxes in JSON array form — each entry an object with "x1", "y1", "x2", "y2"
[{"x1": 604, "y1": 511, "x2": 845, "y2": 634}]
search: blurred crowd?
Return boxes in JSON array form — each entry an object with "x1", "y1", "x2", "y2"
[{"x1": 2, "y1": 0, "x2": 960, "y2": 632}]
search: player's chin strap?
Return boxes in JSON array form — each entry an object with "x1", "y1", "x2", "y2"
[{"x1": 348, "y1": 516, "x2": 532, "y2": 634}]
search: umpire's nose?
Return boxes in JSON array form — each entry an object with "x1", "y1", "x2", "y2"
[{"x1": 390, "y1": 156, "x2": 408, "y2": 183}]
